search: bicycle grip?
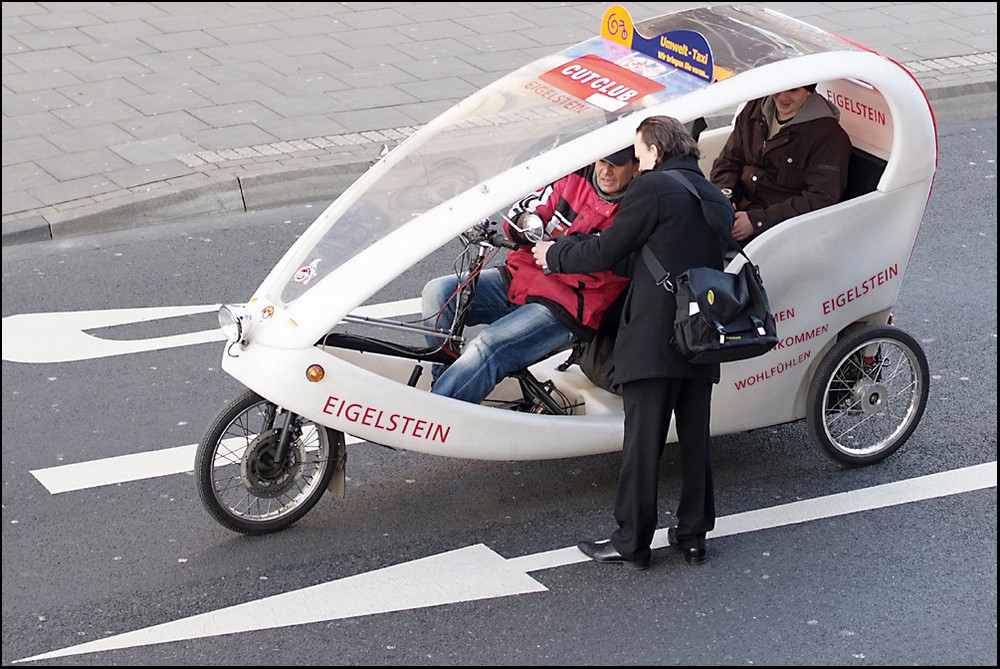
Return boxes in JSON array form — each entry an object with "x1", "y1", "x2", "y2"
[{"x1": 489, "y1": 231, "x2": 518, "y2": 250}]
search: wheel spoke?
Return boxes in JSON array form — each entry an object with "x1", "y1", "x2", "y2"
[
  {"x1": 196, "y1": 389, "x2": 338, "y2": 534},
  {"x1": 807, "y1": 326, "x2": 928, "y2": 466},
  {"x1": 824, "y1": 340, "x2": 918, "y2": 454}
]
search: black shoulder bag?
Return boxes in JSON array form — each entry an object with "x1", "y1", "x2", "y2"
[{"x1": 641, "y1": 171, "x2": 778, "y2": 365}]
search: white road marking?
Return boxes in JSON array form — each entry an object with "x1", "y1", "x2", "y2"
[
  {"x1": 1, "y1": 305, "x2": 224, "y2": 363},
  {"x1": 15, "y1": 544, "x2": 546, "y2": 663},
  {"x1": 30, "y1": 435, "x2": 366, "y2": 494},
  {"x1": 509, "y1": 461, "x2": 998, "y2": 569},
  {"x1": 9, "y1": 303, "x2": 996, "y2": 662},
  {"x1": 31, "y1": 445, "x2": 199, "y2": 493},
  {"x1": 15, "y1": 461, "x2": 996, "y2": 664},
  {"x1": 1, "y1": 299, "x2": 421, "y2": 363},
  {"x1": 3, "y1": 299, "x2": 403, "y2": 494}
]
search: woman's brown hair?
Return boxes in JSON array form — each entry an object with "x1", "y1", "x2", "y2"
[{"x1": 636, "y1": 115, "x2": 701, "y2": 166}]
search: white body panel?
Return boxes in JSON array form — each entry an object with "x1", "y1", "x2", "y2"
[{"x1": 219, "y1": 5, "x2": 936, "y2": 460}]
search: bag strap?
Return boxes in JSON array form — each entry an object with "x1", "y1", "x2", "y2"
[
  {"x1": 665, "y1": 170, "x2": 749, "y2": 260},
  {"x1": 641, "y1": 170, "x2": 750, "y2": 292},
  {"x1": 640, "y1": 245, "x2": 675, "y2": 292}
]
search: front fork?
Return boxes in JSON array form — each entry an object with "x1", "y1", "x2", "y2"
[
  {"x1": 274, "y1": 408, "x2": 298, "y2": 464},
  {"x1": 274, "y1": 407, "x2": 348, "y2": 498}
]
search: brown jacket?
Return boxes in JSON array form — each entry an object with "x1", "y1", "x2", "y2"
[{"x1": 710, "y1": 93, "x2": 852, "y2": 237}]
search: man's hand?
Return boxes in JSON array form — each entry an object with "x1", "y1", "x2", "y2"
[
  {"x1": 732, "y1": 210, "x2": 754, "y2": 242},
  {"x1": 532, "y1": 240, "x2": 554, "y2": 270}
]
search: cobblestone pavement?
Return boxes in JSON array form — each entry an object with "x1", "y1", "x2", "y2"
[{"x1": 2, "y1": 2, "x2": 996, "y2": 245}]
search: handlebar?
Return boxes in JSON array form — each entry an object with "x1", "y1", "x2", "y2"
[
  {"x1": 489, "y1": 230, "x2": 517, "y2": 250},
  {"x1": 461, "y1": 219, "x2": 517, "y2": 250}
]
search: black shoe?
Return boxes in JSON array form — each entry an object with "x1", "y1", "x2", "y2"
[
  {"x1": 577, "y1": 540, "x2": 649, "y2": 570},
  {"x1": 667, "y1": 527, "x2": 707, "y2": 566}
]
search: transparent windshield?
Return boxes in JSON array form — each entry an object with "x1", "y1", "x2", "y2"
[{"x1": 274, "y1": 5, "x2": 859, "y2": 305}]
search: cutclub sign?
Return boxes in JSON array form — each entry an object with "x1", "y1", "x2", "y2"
[{"x1": 538, "y1": 53, "x2": 665, "y2": 112}]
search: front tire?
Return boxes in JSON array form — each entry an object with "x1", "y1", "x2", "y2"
[
  {"x1": 195, "y1": 389, "x2": 339, "y2": 534},
  {"x1": 806, "y1": 325, "x2": 929, "y2": 467}
]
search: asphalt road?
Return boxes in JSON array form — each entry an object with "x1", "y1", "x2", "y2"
[{"x1": 1, "y1": 113, "x2": 996, "y2": 666}]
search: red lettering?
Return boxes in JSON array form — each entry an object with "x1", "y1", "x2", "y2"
[
  {"x1": 827, "y1": 92, "x2": 887, "y2": 126},
  {"x1": 399, "y1": 416, "x2": 416, "y2": 434},
  {"x1": 823, "y1": 264, "x2": 898, "y2": 314},
  {"x1": 432, "y1": 424, "x2": 450, "y2": 442},
  {"x1": 733, "y1": 350, "x2": 811, "y2": 389},
  {"x1": 318, "y1": 397, "x2": 451, "y2": 444},
  {"x1": 358, "y1": 406, "x2": 374, "y2": 426}
]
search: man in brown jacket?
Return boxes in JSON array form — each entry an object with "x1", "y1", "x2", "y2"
[{"x1": 710, "y1": 85, "x2": 853, "y2": 242}]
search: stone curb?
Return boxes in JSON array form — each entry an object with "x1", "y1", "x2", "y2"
[{"x1": 3, "y1": 80, "x2": 996, "y2": 247}]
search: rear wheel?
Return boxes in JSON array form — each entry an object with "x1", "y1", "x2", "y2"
[
  {"x1": 195, "y1": 389, "x2": 340, "y2": 534},
  {"x1": 806, "y1": 325, "x2": 929, "y2": 466}
]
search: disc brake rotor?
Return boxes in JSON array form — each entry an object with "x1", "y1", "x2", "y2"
[{"x1": 240, "y1": 428, "x2": 304, "y2": 497}]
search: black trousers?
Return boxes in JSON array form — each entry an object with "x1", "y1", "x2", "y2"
[{"x1": 611, "y1": 376, "x2": 715, "y2": 563}]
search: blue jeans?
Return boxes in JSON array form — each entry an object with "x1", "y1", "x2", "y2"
[{"x1": 421, "y1": 268, "x2": 576, "y2": 404}]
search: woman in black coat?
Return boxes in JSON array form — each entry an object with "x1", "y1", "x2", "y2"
[{"x1": 533, "y1": 115, "x2": 734, "y2": 569}]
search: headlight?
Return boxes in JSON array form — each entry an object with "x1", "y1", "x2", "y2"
[{"x1": 218, "y1": 304, "x2": 253, "y2": 344}]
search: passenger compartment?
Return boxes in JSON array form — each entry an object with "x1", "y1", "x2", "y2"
[
  {"x1": 697, "y1": 77, "x2": 894, "y2": 207},
  {"x1": 841, "y1": 147, "x2": 887, "y2": 201}
]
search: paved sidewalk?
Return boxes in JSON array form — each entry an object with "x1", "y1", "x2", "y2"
[{"x1": 2, "y1": 2, "x2": 996, "y2": 246}]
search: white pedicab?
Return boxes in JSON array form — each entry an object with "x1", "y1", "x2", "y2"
[{"x1": 196, "y1": 4, "x2": 934, "y2": 534}]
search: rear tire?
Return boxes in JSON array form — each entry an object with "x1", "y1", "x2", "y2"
[
  {"x1": 806, "y1": 325, "x2": 929, "y2": 466},
  {"x1": 195, "y1": 389, "x2": 339, "y2": 534}
]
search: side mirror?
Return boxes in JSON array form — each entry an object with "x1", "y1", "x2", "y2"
[{"x1": 519, "y1": 213, "x2": 546, "y2": 243}]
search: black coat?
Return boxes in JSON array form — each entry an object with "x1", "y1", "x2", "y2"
[{"x1": 547, "y1": 155, "x2": 733, "y2": 384}]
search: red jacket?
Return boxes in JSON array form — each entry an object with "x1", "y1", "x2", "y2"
[{"x1": 503, "y1": 165, "x2": 630, "y2": 339}]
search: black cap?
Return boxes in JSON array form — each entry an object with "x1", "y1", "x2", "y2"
[{"x1": 602, "y1": 146, "x2": 635, "y2": 166}]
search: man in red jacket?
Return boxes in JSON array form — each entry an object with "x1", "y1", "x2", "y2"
[{"x1": 421, "y1": 147, "x2": 638, "y2": 404}]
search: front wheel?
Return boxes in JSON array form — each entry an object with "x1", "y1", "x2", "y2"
[
  {"x1": 195, "y1": 389, "x2": 341, "y2": 534},
  {"x1": 806, "y1": 325, "x2": 929, "y2": 467}
]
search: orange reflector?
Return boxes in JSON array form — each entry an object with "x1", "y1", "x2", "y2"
[{"x1": 305, "y1": 364, "x2": 325, "y2": 382}]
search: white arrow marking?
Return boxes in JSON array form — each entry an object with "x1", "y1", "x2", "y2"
[
  {"x1": 31, "y1": 445, "x2": 199, "y2": 493},
  {"x1": 31, "y1": 436, "x2": 362, "y2": 494},
  {"x1": 15, "y1": 544, "x2": 547, "y2": 663},
  {"x1": 15, "y1": 461, "x2": 996, "y2": 663},
  {"x1": 1, "y1": 299, "x2": 421, "y2": 363},
  {"x1": 1, "y1": 305, "x2": 224, "y2": 363},
  {"x1": 2, "y1": 300, "x2": 411, "y2": 493}
]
